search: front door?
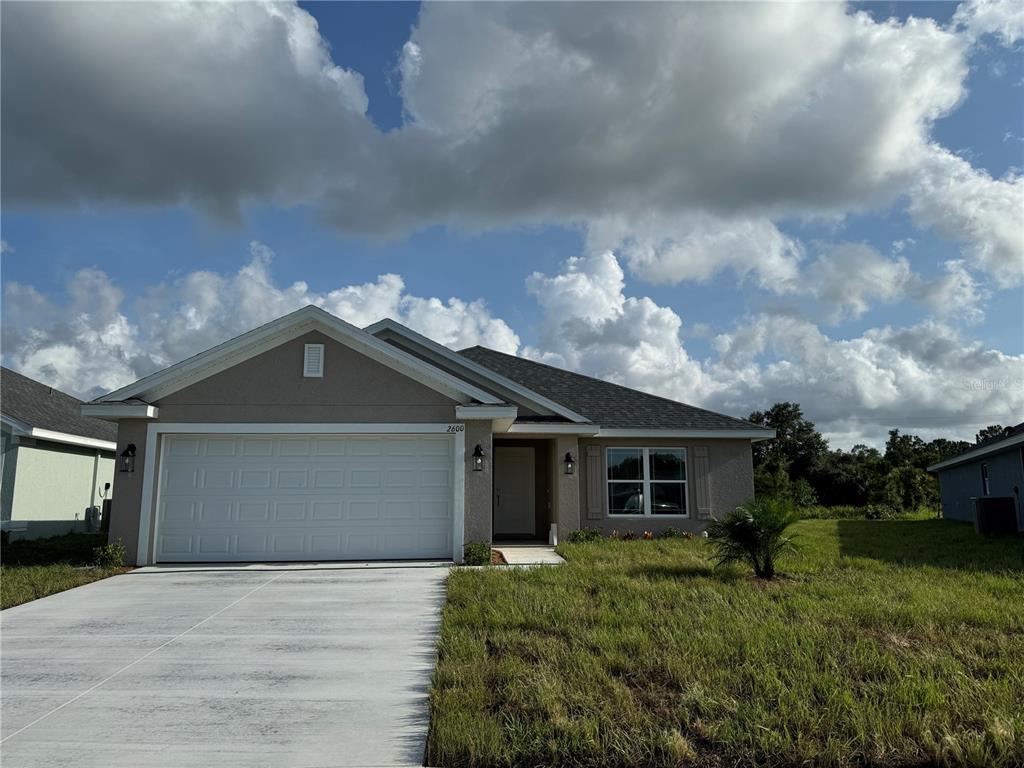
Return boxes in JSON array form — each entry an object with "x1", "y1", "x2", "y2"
[{"x1": 494, "y1": 446, "x2": 535, "y2": 537}]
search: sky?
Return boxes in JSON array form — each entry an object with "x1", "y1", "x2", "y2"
[{"x1": 1, "y1": 0, "x2": 1022, "y2": 449}]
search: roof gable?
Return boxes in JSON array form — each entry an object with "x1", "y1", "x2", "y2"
[
  {"x1": 457, "y1": 346, "x2": 770, "y2": 433},
  {"x1": 1, "y1": 367, "x2": 117, "y2": 444},
  {"x1": 94, "y1": 306, "x2": 504, "y2": 406},
  {"x1": 365, "y1": 318, "x2": 590, "y2": 423}
]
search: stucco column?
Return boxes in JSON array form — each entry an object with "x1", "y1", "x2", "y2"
[
  {"x1": 462, "y1": 420, "x2": 493, "y2": 547},
  {"x1": 554, "y1": 435, "x2": 581, "y2": 539},
  {"x1": 108, "y1": 420, "x2": 149, "y2": 564}
]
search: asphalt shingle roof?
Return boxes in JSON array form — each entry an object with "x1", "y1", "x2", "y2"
[
  {"x1": 1, "y1": 367, "x2": 117, "y2": 443},
  {"x1": 457, "y1": 347, "x2": 767, "y2": 432}
]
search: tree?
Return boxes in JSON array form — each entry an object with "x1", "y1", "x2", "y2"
[
  {"x1": 976, "y1": 425, "x2": 1006, "y2": 444},
  {"x1": 885, "y1": 429, "x2": 927, "y2": 469},
  {"x1": 748, "y1": 402, "x2": 828, "y2": 479}
]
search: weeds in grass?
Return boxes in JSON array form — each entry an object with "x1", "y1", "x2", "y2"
[{"x1": 427, "y1": 519, "x2": 1024, "y2": 767}]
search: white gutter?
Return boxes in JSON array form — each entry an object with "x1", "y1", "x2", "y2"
[{"x1": 595, "y1": 428, "x2": 776, "y2": 440}]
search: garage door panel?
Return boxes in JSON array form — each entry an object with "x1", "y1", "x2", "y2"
[{"x1": 156, "y1": 434, "x2": 454, "y2": 562}]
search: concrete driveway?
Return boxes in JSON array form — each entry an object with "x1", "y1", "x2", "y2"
[{"x1": 1, "y1": 564, "x2": 449, "y2": 768}]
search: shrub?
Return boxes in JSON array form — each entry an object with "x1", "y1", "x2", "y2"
[
  {"x1": 621, "y1": 530, "x2": 637, "y2": 541},
  {"x1": 92, "y1": 538, "x2": 126, "y2": 569},
  {"x1": 707, "y1": 498, "x2": 798, "y2": 579},
  {"x1": 866, "y1": 503, "x2": 900, "y2": 520},
  {"x1": 567, "y1": 527, "x2": 603, "y2": 543},
  {"x1": 463, "y1": 541, "x2": 492, "y2": 566}
]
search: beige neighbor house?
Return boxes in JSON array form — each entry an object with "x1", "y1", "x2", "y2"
[
  {"x1": 82, "y1": 306, "x2": 774, "y2": 565},
  {"x1": 2, "y1": 367, "x2": 117, "y2": 540}
]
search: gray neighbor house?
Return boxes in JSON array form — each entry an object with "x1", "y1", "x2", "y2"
[
  {"x1": 929, "y1": 423, "x2": 1024, "y2": 534},
  {"x1": 80, "y1": 305, "x2": 774, "y2": 566}
]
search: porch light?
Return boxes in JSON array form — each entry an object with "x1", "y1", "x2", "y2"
[
  {"x1": 119, "y1": 444, "x2": 137, "y2": 473},
  {"x1": 564, "y1": 451, "x2": 576, "y2": 475},
  {"x1": 472, "y1": 444, "x2": 485, "y2": 472}
]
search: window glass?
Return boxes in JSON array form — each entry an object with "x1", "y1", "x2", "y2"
[
  {"x1": 608, "y1": 483, "x2": 644, "y2": 514},
  {"x1": 649, "y1": 449, "x2": 685, "y2": 481},
  {"x1": 608, "y1": 448, "x2": 643, "y2": 480},
  {"x1": 651, "y1": 483, "x2": 686, "y2": 514}
]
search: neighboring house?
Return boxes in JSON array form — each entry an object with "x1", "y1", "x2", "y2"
[
  {"x1": 2, "y1": 367, "x2": 117, "y2": 540},
  {"x1": 82, "y1": 306, "x2": 773, "y2": 565},
  {"x1": 928, "y1": 423, "x2": 1024, "y2": 533}
]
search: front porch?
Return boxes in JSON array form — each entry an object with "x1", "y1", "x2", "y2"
[{"x1": 492, "y1": 438, "x2": 555, "y2": 543}]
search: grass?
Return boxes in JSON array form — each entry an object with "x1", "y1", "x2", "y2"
[
  {"x1": 427, "y1": 520, "x2": 1024, "y2": 767},
  {"x1": 1, "y1": 533, "x2": 126, "y2": 609}
]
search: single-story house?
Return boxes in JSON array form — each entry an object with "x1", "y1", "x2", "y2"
[
  {"x1": 82, "y1": 306, "x2": 774, "y2": 565},
  {"x1": 2, "y1": 367, "x2": 117, "y2": 540},
  {"x1": 928, "y1": 423, "x2": 1024, "y2": 533}
]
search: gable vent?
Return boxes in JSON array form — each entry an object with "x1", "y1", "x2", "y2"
[{"x1": 303, "y1": 343, "x2": 324, "y2": 378}]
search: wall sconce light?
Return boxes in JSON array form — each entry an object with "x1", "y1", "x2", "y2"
[
  {"x1": 563, "y1": 451, "x2": 576, "y2": 475},
  {"x1": 119, "y1": 443, "x2": 137, "y2": 473},
  {"x1": 472, "y1": 444, "x2": 485, "y2": 472}
]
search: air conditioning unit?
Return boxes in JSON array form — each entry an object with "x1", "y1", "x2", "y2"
[{"x1": 973, "y1": 497, "x2": 1018, "y2": 535}]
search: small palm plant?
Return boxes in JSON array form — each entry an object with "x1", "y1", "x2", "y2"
[{"x1": 706, "y1": 498, "x2": 798, "y2": 579}]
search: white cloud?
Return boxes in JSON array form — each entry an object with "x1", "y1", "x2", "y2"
[
  {"x1": 2, "y1": 243, "x2": 517, "y2": 400},
  {"x1": 954, "y1": 0, "x2": 1024, "y2": 45},
  {"x1": 801, "y1": 243, "x2": 913, "y2": 322},
  {"x1": 529, "y1": 252, "x2": 1023, "y2": 444},
  {"x1": 586, "y1": 213, "x2": 803, "y2": 289},
  {"x1": 523, "y1": 251, "x2": 709, "y2": 404},
  {"x1": 906, "y1": 146, "x2": 1024, "y2": 288},
  {"x1": 4, "y1": 1, "x2": 1020, "y2": 290},
  {"x1": 797, "y1": 243, "x2": 988, "y2": 322},
  {"x1": 1, "y1": 2, "x2": 373, "y2": 219}
]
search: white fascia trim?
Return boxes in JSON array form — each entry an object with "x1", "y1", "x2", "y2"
[
  {"x1": 137, "y1": 422, "x2": 467, "y2": 566},
  {"x1": 506, "y1": 422, "x2": 600, "y2": 435},
  {"x1": 28, "y1": 429, "x2": 116, "y2": 452},
  {"x1": 595, "y1": 428, "x2": 776, "y2": 440},
  {"x1": 365, "y1": 319, "x2": 590, "y2": 423},
  {"x1": 96, "y1": 306, "x2": 502, "y2": 407},
  {"x1": 1, "y1": 416, "x2": 116, "y2": 451},
  {"x1": 81, "y1": 404, "x2": 159, "y2": 420},
  {"x1": 927, "y1": 432, "x2": 1024, "y2": 472}
]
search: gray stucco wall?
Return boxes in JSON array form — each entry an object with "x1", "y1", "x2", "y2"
[
  {"x1": 577, "y1": 437, "x2": 755, "y2": 536},
  {"x1": 108, "y1": 331, "x2": 465, "y2": 564},
  {"x1": 938, "y1": 445, "x2": 1023, "y2": 529}
]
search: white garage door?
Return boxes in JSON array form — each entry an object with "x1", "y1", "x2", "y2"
[{"x1": 155, "y1": 434, "x2": 454, "y2": 562}]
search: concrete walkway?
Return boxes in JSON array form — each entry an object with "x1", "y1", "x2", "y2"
[
  {"x1": 1, "y1": 564, "x2": 449, "y2": 768},
  {"x1": 494, "y1": 545, "x2": 565, "y2": 566}
]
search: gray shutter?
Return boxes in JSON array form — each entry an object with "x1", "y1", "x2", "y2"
[
  {"x1": 692, "y1": 446, "x2": 712, "y2": 520},
  {"x1": 586, "y1": 445, "x2": 603, "y2": 520}
]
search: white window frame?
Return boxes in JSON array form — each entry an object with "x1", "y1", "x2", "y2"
[
  {"x1": 606, "y1": 446, "x2": 688, "y2": 518},
  {"x1": 303, "y1": 343, "x2": 324, "y2": 378}
]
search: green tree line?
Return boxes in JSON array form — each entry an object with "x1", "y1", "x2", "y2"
[{"x1": 747, "y1": 402, "x2": 1004, "y2": 514}]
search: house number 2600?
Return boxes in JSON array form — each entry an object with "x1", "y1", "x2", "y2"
[{"x1": 446, "y1": 424, "x2": 465, "y2": 433}]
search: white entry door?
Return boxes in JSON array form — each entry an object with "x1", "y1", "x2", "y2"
[
  {"x1": 494, "y1": 446, "x2": 535, "y2": 536},
  {"x1": 155, "y1": 434, "x2": 454, "y2": 562}
]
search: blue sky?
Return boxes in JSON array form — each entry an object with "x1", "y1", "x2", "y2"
[{"x1": 1, "y1": 1, "x2": 1021, "y2": 446}]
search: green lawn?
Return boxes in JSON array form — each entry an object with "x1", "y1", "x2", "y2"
[
  {"x1": 428, "y1": 520, "x2": 1024, "y2": 768},
  {"x1": 1, "y1": 533, "x2": 125, "y2": 609}
]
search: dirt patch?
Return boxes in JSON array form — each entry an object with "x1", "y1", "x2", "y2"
[{"x1": 490, "y1": 550, "x2": 508, "y2": 565}]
